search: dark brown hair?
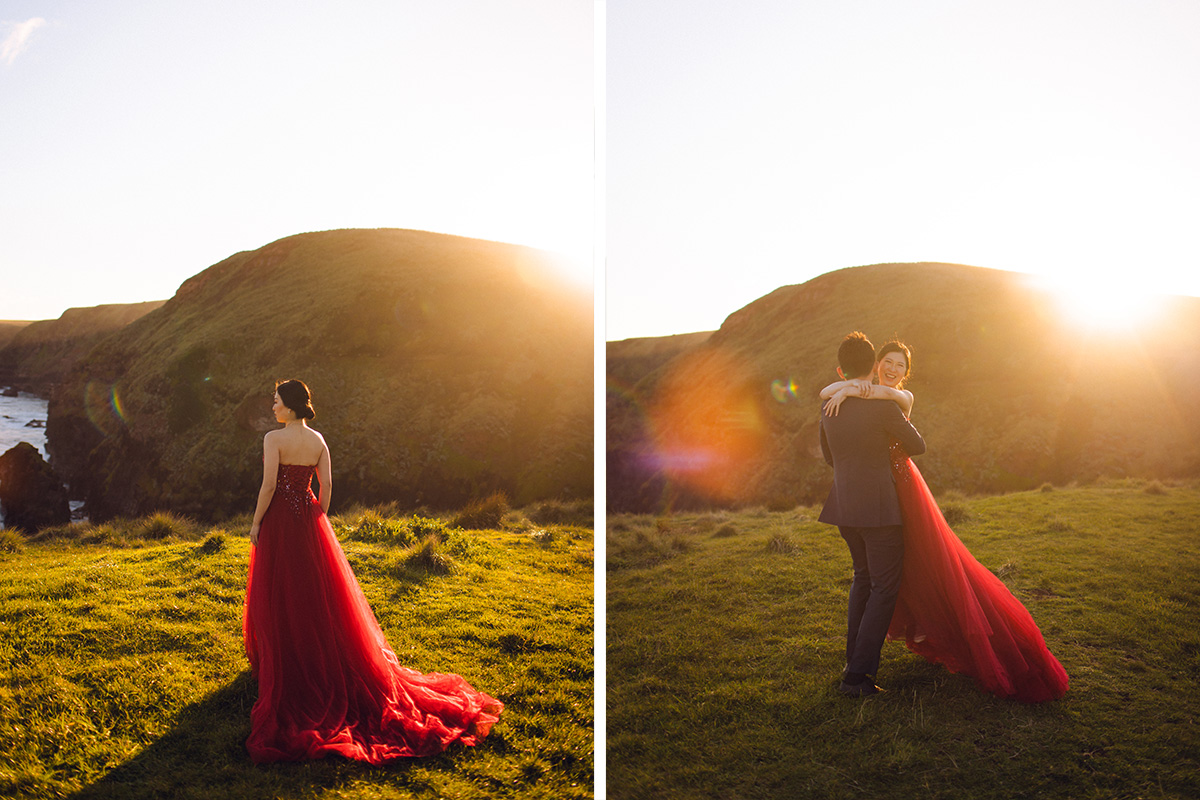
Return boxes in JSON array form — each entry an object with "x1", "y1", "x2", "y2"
[
  {"x1": 837, "y1": 331, "x2": 875, "y2": 379},
  {"x1": 875, "y1": 340, "x2": 912, "y2": 388},
  {"x1": 275, "y1": 379, "x2": 315, "y2": 420}
]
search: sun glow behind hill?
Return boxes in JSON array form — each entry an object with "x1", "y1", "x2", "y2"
[{"x1": 1027, "y1": 273, "x2": 1166, "y2": 332}]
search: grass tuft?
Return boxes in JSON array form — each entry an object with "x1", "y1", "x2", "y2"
[
  {"x1": 940, "y1": 502, "x2": 972, "y2": 526},
  {"x1": 608, "y1": 523, "x2": 690, "y2": 570},
  {"x1": 405, "y1": 534, "x2": 453, "y2": 574},
  {"x1": 0, "y1": 527, "x2": 25, "y2": 553},
  {"x1": 1143, "y1": 480, "x2": 1168, "y2": 495},
  {"x1": 527, "y1": 499, "x2": 593, "y2": 527},
  {"x1": 196, "y1": 531, "x2": 227, "y2": 555},
  {"x1": 136, "y1": 511, "x2": 199, "y2": 541},
  {"x1": 340, "y1": 508, "x2": 414, "y2": 546},
  {"x1": 766, "y1": 533, "x2": 795, "y2": 554},
  {"x1": 1040, "y1": 482, "x2": 1055, "y2": 492},
  {"x1": 1045, "y1": 515, "x2": 1074, "y2": 533},
  {"x1": 499, "y1": 632, "x2": 536, "y2": 654},
  {"x1": 992, "y1": 560, "x2": 1018, "y2": 579},
  {"x1": 452, "y1": 492, "x2": 510, "y2": 530},
  {"x1": 712, "y1": 523, "x2": 738, "y2": 538}
]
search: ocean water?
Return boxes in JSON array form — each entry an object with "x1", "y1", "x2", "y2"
[{"x1": 0, "y1": 391, "x2": 48, "y2": 460}]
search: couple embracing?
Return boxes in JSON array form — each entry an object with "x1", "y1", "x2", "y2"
[{"x1": 817, "y1": 332, "x2": 1068, "y2": 702}]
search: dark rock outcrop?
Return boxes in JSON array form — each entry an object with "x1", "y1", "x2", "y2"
[{"x1": 0, "y1": 442, "x2": 70, "y2": 532}]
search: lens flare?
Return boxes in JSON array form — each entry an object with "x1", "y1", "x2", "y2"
[
  {"x1": 645, "y1": 347, "x2": 767, "y2": 502},
  {"x1": 84, "y1": 381, "x2": 129, "y2": 437},
  {"x1": 110, "y1": 386, "x2": 127, "y2": 424},
  {"x1": 770, "y1": 378, "x2": 799, "y2": 404}
]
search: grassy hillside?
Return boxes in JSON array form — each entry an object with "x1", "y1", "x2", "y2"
[
  {"x1": 0, "y1": 501, "x2": 593, "y2": 799},
  {"x1": 606, "y1": 479, "x2": 1199, "y2": 799},
  {"x1": 47, "y1": 229, "x2": 593, "y2": 523},
  {"x1": 607, "y1": 262, "x2": 1200, "y2": 512},
  {"x1": 606, "y1": 331, "x2": 712, "y2": 390},
  {"x1": 0, "y1": 303, "x2": 163, "y2": 392}
]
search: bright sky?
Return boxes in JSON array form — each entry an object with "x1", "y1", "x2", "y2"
[
  {"x1": 0, "y1": 1, "x2": 594, "y2": 321},
  {"x1": 606, "y1": 0, "x2": 1200, "y2": 341}
]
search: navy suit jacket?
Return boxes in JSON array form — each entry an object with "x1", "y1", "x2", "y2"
[{"x1": 817, "y1": 397, "x2": 926, "y2": 528}]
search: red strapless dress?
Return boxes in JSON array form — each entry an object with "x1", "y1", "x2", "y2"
[
  {"x1": 886, "y1": 443, "x2": 1069, "y2": 703},
  {"x1": 243, "y1": 463, "x2": 502, "y2": 763}
]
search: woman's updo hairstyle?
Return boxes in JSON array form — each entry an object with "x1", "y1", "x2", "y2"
[
  {"x1": 275, "y1": 379, "x2": 316, "y2": 420},
  {"x1": 875, "y1": 340, "x2": 913, "y2": 389}
]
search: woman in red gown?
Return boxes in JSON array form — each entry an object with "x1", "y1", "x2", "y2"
[
  {"x1": 822, "y1": 344, "x2": 1068, "y2": 703},
  {"x1": 243, "y1": 379, "x2": 502, "y2": 763}
]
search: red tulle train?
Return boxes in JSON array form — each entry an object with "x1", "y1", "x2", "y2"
[
  {"x1": 887, "y1": 446, "x2": 1068, "y2": 703},
  {"x1": 243, "y1": 464, "x2": 502, "y2": 763}
]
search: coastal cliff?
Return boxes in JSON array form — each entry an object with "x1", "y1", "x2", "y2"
[{"x1": 0, "y1": 303, "x2": 164, "y2": 394}]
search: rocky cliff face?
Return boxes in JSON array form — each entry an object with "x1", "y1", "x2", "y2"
[
  {"x1": 47, "y1": 229, "x2": 593, "y2": 521},
  {"x1": 607, "y1": 262, "x2": 1200, "y2": 512}
]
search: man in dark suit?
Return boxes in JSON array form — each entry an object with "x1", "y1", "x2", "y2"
[{"x1": 818, "y1": 331, "x2": 926, "y2": 697}]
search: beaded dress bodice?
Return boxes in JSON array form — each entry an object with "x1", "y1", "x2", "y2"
[
  {"x1": 889, "y1": 437, "x2": 913, "y2": 484},
  {"x1": 274, "y1": 463, "x2": 317, "y2": 518}
]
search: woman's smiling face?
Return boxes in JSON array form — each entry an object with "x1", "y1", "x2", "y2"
[{"x1": 877, "y1": 351, "x2": 908, "y2": 388}]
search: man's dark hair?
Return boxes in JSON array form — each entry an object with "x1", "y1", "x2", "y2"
[{"x1": 837, "y1": 331, "x2": 875, "y2": 379}]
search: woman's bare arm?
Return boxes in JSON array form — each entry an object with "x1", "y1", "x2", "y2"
[
  {"x1": 315, "y1": 437, "x2": 332, "y2": 514},
  {"x1": 871, "y1": 385, "x2": 914, "y2": 417},
  {"x1": 819, "y1": 379, "x2": 870, "y2": 399},
  {"x1": 249, "y1": 433, "x2": 280, "y2": 546},
  {"x1": 824, "y1": 383, "x2": 915, "y2": 418}
]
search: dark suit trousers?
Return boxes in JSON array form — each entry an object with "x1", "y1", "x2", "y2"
[{"x1": 839, "y1": 524, "x2": 904, "y2": 677}]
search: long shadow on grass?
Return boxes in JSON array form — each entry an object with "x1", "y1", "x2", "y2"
[{"x1": 67, "y1": 670, "x2": 486, "y2": 800}]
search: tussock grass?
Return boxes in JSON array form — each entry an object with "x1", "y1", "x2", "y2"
[
  {"x1": 529, "y1": 529, "x2": 556, "y2": 546},
  {"x1": 607, "y1": 481, "x2": 1200, "y2": 799},
  {"x1": 404, "y1": 534, "x2": 454, "y2": 575},
  {"x1": 136, "y1": 511, "x2": 199, "y2": 540},
  {"x1": 526, "y1": 499, "x2": 593, "y2": 527},
  {"x1": 607, "y1": 517, "x2": 693, "y2": 570},
  {"x1": 26, "y1": 514, "x2": 210, "y2": 547},
  {"x1": 0, "y1": 527, "x2": 25, "y2": 553},
  {"x1": 0, "y1": 505, "x2": 593, "y2": 799},
  {"x1": 195, "y1": 532, "x2": 226, "y2": 555},
  {"x1": 765, "y1": 533, "x2": 795, "y2": 554},
  {"x1": 452, "y1": 492, "x2": 510, "y2": 531},
  {"x1": 939, "y1": 501, "x2": 972, "y2": 526},
  {"x1": 340, "y1": 508, "x2": 416, "y2": 546}
]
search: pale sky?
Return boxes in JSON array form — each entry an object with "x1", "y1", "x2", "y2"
[
  {"x1": 606, "y1": 0, "x2": 1200, "y2": 341},
  {"x1": 0, "y1": 1, "x2": 594, "y2": 321}
]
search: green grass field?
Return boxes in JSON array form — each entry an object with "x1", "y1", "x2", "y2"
[
  {"x1": 607, "y1": 479, "x2": 1200, "y2": 800},
  {"x1": 0, "y1": 503, "x2": 593, "y2": 799}
]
